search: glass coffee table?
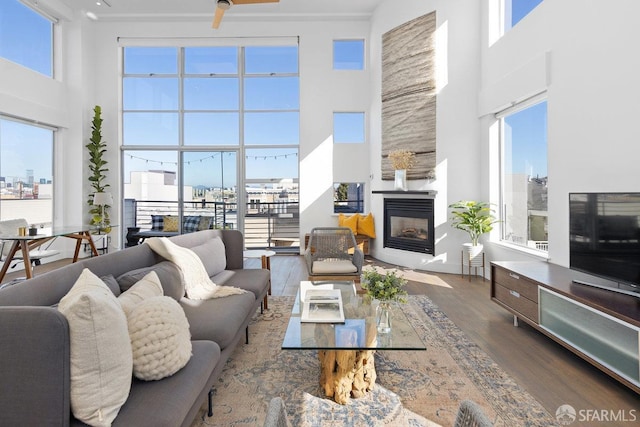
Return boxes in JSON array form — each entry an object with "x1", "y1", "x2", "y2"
[{"x1": 282, "y1": 281, "x2": 426, "y2": 404}]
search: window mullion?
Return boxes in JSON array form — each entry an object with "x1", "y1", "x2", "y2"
[
  {"x1": 178, "y1": 47, "x2": 185, "y2": 226},
  {"x1": 238, "y1": 46, "x2": 246, "y2": 234}
]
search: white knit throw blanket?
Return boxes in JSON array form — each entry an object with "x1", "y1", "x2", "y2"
[{"x1": 145, "y1": 237, "x2": 247, "y2": 300}]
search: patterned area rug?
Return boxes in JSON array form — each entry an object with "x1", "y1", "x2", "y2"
[{"x1": 192, "y1": 296, "x2": 557, "y2": 426}]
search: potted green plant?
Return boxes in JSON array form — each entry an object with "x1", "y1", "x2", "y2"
[
  {"x1": 360, "y1": 268, "x2": 408, "y2": 333},
  {"x1": 449, "y1": 200, "x2": 498, "y2": 264},
  {"x1": 86, "y1": 105, "x2": 111, "y2": 233}
]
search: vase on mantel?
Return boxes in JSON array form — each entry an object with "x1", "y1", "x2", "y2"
[{"x1": 394, "y1": 169, "x2": 408, "y2": 191}]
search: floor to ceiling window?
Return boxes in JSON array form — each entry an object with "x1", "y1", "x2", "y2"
[
  {"x1": 0, "y1": 117, "x2": 54, "y2": 227},
  {"x1": 498, "y1": 97, "x2": 548, "y2": 253},
  {"x1": 121, "y1": 40, "x2": 299, "y2": 247}
]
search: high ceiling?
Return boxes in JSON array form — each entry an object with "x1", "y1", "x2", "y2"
[{"x1": 73, "y1": 0, "x2": 386, "y2": 21}]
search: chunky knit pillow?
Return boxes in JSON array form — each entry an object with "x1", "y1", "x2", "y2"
[{"x1": 127, "y1": 296, "x2": 192, "y2": 381}]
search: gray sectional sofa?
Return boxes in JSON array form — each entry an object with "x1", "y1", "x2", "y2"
[{"x1": 0, "y1": 229, "x2": 270, "y2": 427}]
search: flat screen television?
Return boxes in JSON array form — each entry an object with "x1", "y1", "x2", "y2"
[{"x1": 569, "y1": 192, "x2": 640, "y2": 296}]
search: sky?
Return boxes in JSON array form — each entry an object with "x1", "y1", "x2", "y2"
[
  {"x1": 0, "y1": 0, "x2": 52, "y2": 77},
  {"x1": 0, "y1": 119, "x2": 53, "y2": 184},
  {"x1": 511, "y1": 0, "x2": 544, "y2": 27},
  {"x1": 504, "y1": 101, "x2": 547, "y2": 177}
]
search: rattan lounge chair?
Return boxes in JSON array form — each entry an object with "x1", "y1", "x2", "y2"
[{"x1": 304, "y1": 227, "x2": 363, "y2": 282}]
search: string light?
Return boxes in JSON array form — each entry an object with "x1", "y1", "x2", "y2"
[
  {"x1": 126, "y1": 151, "x2": 297, "y2": 166},
  {"x1": 246, "y1": 153, "x2": 297, "y2": 161}
]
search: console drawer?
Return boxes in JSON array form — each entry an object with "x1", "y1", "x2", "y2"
[
  {"x1": 493, "y1": 267, "x2": 539, "y2": 303},
  {"x1": 494, "y1": 283, "x2": 539, "y2": 323}
]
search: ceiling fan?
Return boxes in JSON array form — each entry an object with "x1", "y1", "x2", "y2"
[{"x1": 212, "y1": 0, "x2": 280, "y2": 29}]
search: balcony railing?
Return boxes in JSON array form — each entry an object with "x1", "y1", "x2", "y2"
[{"x1": 124, "y1": 199, "x2": 300, "y2": 251}]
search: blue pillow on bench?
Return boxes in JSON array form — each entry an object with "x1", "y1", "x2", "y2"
[
  {"x1": 183, "y1": 216, "x2": 201, "y2": 233},
  {"x1": 151, "y1": 215, "x2": 164, "y2": 231}
]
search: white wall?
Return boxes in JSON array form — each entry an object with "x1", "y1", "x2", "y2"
[
  {"x1": 480, "y1": 0, "x2": 640, "y2": 269},
  {"x1": 368, "y1": 0, "x2": 482, "y2": 273}
]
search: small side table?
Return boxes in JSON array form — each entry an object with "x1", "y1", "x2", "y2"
[{"x1": 243, "y1": 249, "x2": 276, "y2": 310}]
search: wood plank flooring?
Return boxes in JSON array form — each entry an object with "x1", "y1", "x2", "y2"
[
  {"x1": 257, "y1": 255, "x2": 640, "y2": 422},
  {"x1": 4, "y1": 254, "x2": 638, "y2": 423}
]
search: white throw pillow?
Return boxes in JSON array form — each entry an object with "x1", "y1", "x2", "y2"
[
  {"x1": 57, "y1": 269, "x2": 132, "y2": 427},
  {"x1": 117, "y1": 271, "x2": 163, "y2": 316},
  {"x1": 128, "y1": 296, "x2": 192, "y2": 381}
]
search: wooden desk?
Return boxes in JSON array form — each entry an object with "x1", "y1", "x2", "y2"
[{"x1": 0, "y1": 227, "x2": 99, "y2": 283}]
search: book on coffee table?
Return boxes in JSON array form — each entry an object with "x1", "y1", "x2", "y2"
[{"x1": 301, "y1": 289, "x2": 345, "y2": 323}]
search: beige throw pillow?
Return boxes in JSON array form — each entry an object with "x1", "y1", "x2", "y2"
[
  {"x1": 57, "y1": 269, "x2": 132, "y2": 427},
  {"x1": 128, "y1": 296, "x2": 192, "y2": 381},
  {"x1": 117, "y1": 271, "x2": 163, "y2": 316}
]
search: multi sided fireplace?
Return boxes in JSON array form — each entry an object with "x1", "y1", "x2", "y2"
[{"x1": 383, "y1": 197, "x2": 435, "y2": 254}]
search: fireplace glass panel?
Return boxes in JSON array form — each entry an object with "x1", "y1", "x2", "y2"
[
  {"x1": 383, "y1": 197, "x2": 435, "y2": 254},
  {"x1": 390, "y1": 216, "x2": 429, "y2": 241}
]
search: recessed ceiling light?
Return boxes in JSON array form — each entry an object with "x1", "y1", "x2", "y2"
[{"x1": 96, "y1": 0, "x2": 111, "y2": 6}]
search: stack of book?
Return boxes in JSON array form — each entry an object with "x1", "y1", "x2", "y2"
[{"x1": 300, "y1": 289, "x2": 345, "y2": 323}]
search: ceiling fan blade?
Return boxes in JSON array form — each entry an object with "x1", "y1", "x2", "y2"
[
  {"x1": 212, "y1": 7, "x2": 225, "y2": 29},
  {"x1": 232, "y1": 0, "x2": 279, "y2": 4}
]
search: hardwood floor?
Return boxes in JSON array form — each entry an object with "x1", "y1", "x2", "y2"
[
  {"x1": 4, "y1": 254, "x2": 638, "y2": 422},
  {"x1": 258, "y1": 255, "x2": 640, "y2": 422}
]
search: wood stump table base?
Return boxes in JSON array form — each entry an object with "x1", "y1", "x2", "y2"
[{"x1": 318, "y1": 349, "x2": 377, "y2": 404}]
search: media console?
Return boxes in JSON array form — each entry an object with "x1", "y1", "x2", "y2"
[{"x1": 490, "y1": 261, "x2": 640, "y2": 394}]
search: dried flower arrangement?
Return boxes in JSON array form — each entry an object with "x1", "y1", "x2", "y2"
[{"x1": 388, "y1": 149, "x2": 416, "y2": 170}]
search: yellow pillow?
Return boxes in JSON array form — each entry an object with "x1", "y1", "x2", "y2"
[
  {"x1": 163, "y1": 216, "x2": 179, "y2": 232},
  {"x1": 358, "y1": 213, "x2": 376, "y2": 238},
  {"x1": 338, "y1": 213, "x2": 359, "y2": 235}
]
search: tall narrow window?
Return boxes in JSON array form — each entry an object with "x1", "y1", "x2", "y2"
[
  {"x1": 334, "y1": 182, "x2": 365, "y2": 214},
  {"x1": 0, "y1": 0, "x2": 53, "y2": 77},
  {"x1": 123, "y1": 47, "x2": 179, "y2": 146},
  {"x1": 504, "y1": 0, "x2": 543, "y2": 32},
  {"x1": 184, "y1": 47, "x2": 239, "y2": 146},
  {"x1": 0, "y1": 117, "x2": 54, "y2": 226},
  {"x1": 333, "y1": 112, "x2": 365, "y2": 144},
  {"x1": 499, "y1": 99, "x2": 548, "y2": 252},
  {"x1": 243, "y1": 46, "x2": 299, "y2": 248}
]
